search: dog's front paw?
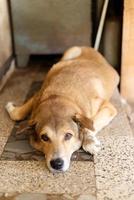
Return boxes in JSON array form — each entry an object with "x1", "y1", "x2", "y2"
[
  {"x1": 5, "y1": 102, "x2": 15, "y2": 113},
  {"x1": 83, "y1": 142, "x2": 101, "y2": 155},
  {"x1": 82, "y1": 136, "x2": 101, "y2": 155}
]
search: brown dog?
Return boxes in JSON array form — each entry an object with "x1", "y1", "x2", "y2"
[{"x1": 6, "y1": 46, "x2": 119, "y2": 172}]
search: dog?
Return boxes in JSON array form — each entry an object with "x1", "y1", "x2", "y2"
[{"x1": 6, "y1": 46, "x2": 119, "y2": 172}]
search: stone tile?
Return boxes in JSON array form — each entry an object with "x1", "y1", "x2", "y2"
[
  {"x1": 0, "y1": 161, "x2": 95, "y2": 194},
  {"x1": 15, "y1": 193, "x2": 47, "y2": 200},
  {"x1": 4, "y1": 141, "x2": 34, "y2": 154},
  {"x1": 94, "y1": 136, "x2": 134, "y2": 200},
  {"x1": 0, "y1": 152, "x2": 16, "y2": 160}
]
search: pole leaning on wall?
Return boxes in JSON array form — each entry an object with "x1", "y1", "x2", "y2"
[{"x1": 94, "y1": 0, "x2": 109, "y2": 51}]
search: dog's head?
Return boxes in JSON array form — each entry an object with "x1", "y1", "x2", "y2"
[{"x1": 29, "y1": 99, "x2": 94, "y2": 172}]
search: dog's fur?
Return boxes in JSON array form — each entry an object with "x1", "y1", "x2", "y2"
[{"x1": 6, "y1": 46, "x2": 119, "y2": 172}]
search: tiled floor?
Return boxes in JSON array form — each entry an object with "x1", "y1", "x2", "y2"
[
  {"x1": 0, "y1": 57, "x2": 134, "y2": 199},
  {"x1": 0, "y1": 58, "x2": 96, "y2": 198}
]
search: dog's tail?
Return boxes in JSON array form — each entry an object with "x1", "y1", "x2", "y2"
[{"x1": 61, "y1": 46, "x2": 82, "y2": 61}]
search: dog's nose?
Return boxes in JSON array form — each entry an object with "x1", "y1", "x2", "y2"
[{"x1": 50, "y1": 158, "x2": 64, "y2": 170}]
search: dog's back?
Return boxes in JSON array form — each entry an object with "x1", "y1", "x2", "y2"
[{"x1": 42, "y1": 47, "x2": 119, "y2": 101}]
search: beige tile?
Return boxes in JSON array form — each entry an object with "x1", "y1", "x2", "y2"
[
  {"x1": 15, "y1": 193, "x2": 47, "y2": 200},
  {"x1": 0, "y1": 161, "x2": 96, "y2": 195},
  {"x1": 94, "y1": 136, "x2": 134, "y2": 200}
]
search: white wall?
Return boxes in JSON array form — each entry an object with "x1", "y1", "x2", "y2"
[{"x1": 0, "y1": 0, "x2": 12, "y2": 68}]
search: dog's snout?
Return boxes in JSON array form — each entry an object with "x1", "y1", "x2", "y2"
[{"x1": 50, "y1": 158, "x2": 64, "y2": 170}]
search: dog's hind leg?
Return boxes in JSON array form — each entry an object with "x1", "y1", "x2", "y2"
[{"x1": 5, "y1": 96, "x2": 34, "y2": 121}]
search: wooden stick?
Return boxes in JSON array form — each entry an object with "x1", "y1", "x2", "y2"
[{"x1": 94, "y1": 0, "x2": 109, "y2": 50}]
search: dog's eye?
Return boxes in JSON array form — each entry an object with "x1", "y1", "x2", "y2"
[
  {"x1": 64, "y1": 133, "x2": 73, "y2": 141},
  {"x1": 41, "y1": 134, "x2": 50, "y2": 142}
]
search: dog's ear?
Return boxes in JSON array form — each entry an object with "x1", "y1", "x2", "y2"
[
  {"x1": 28, "y1": 118, "x2": 35, "y2": 126},
  {"x1": 73, "y1": 114, "x2": 94, "y2": 131},
  {"x1": 28, "y1": 118, "x2": 39, "y2": 141},
  {"x1": 28, "y1": 117, "x2": 37, "y2": 129}
]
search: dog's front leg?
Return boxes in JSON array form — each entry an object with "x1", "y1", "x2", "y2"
[
  {"x1": 6, "y1": 96, "x2": 34, "y2": 121},
  {"x1": 82, "y1": 101, "x2": 117, "y2": 155},
  {"x1": 82, "y1": 130, "x2": 101, "y2": 155}
]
